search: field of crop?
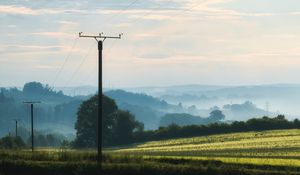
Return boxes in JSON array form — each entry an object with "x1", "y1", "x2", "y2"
[
  {"x1": 109, "y1": 129, "x2": 300, "y2": 167},
  {"x1": 0, "y1": 129, "x2": 300, "y2": 175}
]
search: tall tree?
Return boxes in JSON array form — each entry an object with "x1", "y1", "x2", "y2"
[
  {"x1": 113, "y1": 110, "x2": 143, "y2": 145},
  {"x1": 209, "y1": 110, "x2": 225, "y2": 121},
  {"x1": 74, "y1": 94, "x2": 142, "y2": 147}
]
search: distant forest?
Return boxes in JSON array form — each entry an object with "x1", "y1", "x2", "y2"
[
  {"x1": 0, "y1": 81, "x2": 285, "y2": 148},
  {"x1": 105, "y1": 90, "x2": 271, "y2": 129},
  {"x1": 0, "y1": 82, "x2": 85, "y2": 139}
]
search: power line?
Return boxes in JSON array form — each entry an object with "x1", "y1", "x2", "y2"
[
  {"x1": 70, "y1": 65, "x2": 97, "y2": 96},
  {"x1": 103, "y1": 0, "x2": 140, "y2": 24},
  {"x1": 38, "y1": 37, "x2": 79, "y2": 101},
  {"x1": 63, "y1": 41, "x2": 94, "y2": 88},
  {"x1": 37, "y1": 1, "x2": 138, "y2": 97},
  {"x1": 51, "y1": 0, "x2": 139, "y2": 95},
  {"x1": 165, "y1": 0, "x2": 208, "y2": 21},
  {"x1": 99, "y1": 0, "x2": 209, "y2": 63},
  {"x1": 69, "y1": 1, "x2": 206, "y2": 96},
  {"x1": 51, "y1": 37, "x2": 79, "y2": 87},
  {"x1": 70, "y1": 39, "x2": 118, "y2": 96},
  {"x1": 121, "y1": 0, "x2": 140, "y2": 11},
  {"x1": 62, "y1": 37, "x2": 118, "y2": 96},
  {"x1": 117, "y1": 0, "x2": 206, "y2": 35},
  {"x1": 108, "y1": 0, "x2": 177, "y2": 34}
]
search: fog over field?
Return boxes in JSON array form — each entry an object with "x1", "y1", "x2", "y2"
[
  {"x1": 53, "y1": 83, "x2": 300, "y2": 120},
  {"x1": 51, "y1": 83, "x2": 300, "y2": 122},
  {"x1": 124, "y1": 84, "x2": 300, "y2": 119}
]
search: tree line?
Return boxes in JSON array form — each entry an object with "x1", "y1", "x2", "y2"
[
  {"x1": 133, "y1": 115, "x2": 300, "y2": 143},
  {"x1": 74, "y1": 95, "x2": 300, "y2": 148},
  {"x1": 0, "y1": 82, "x2": 82, "y2": 135}
]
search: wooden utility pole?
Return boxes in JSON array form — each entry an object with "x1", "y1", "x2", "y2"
[
  {"x1": 23, "y1": 101, "x2": 41, "y2": 152},
  {"x1": 13, "y1": 119, "x2": 19, "y2": 137},
  {"x1": 79, "y1": 32, "x2": 122, "y2": 165}
]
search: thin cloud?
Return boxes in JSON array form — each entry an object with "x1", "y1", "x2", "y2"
[
  {"x1": 31, "y1": 32, "x2": 73, "y2": 38},
  {"x1": 34, "y1": 65, "x2": 59, "y2": 69},
  {"x1": 290, "y1": 11, "x2": 300, "y2": 15},
  {"x1": 0, "y1": 5, "x2": 36, "y2": 15},
  {"x1": 0, "y1": 44, "x2": 68, "y2": 55},
  {"x1": 57, "y1": 20, "x2": 78, "y2": 26},
  {"x1": 139, "y1": 53, "x2": 172, "y2": 59},
  {"x1": 0, "y1": 5, "x2": 87, "y2": 15}
]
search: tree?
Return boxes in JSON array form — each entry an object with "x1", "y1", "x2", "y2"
[
  {"x1": 276, "y1": 114, "x2": 285, "y2": 120},
  {"x1": 0, "y1": 92, "x2": 5, "y2": 103},
  {"x1": 159, "y1": 113, "x2": 206, "y2": 127},
  {"x1": 23, "y1": 82, "x2": 45, "y2": 95},
  {"x1": 112, "y1": 110, "x2": 143, "y2": 145},
  {"x1": 61, "y1": 140, "x2": 70, "y2": 149},
  {"x1": 0, "y1": 136, "x2": 26, "y2": 149},
  {"x1": 75, "y1": 95, "x2": 98, "y2": 148},
  {"x1": 208, "y1": 110, "x2": 225, "y2": 121},
  {"x1": 46, "y1": 134, "x2": 59, "y2": 147},
  {"x1": 36, "y1": 134, "x2": 48, "y2": 147},
  {"x1": 73, "y1": 94, "x2": 143, "y2": 148}
]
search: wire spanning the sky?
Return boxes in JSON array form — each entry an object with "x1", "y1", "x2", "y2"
[{"x1": 1, "y1": 0, "x2": 300, "y2": 88}]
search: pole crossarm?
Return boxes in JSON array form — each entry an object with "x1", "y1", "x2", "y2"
[
  {"x1": 79, "y1": 32, "x2": 123, "y2": 41},
  {"x1": 23, "y1": 101, "x2": 41, "y2": 104}
]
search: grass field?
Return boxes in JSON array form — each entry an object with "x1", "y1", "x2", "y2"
[
  {"x1": 0, "y1": 129, "x2": 300, "y2": 175},
  {"x1": 106, "y1": 129, "x2": 300, "y2": 172}
]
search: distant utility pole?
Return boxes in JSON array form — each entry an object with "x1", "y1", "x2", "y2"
[
  {"x1": 79, "y1": 32, "x2": 122, "y2": 164},
  {"x1": 23, "y1": 101, "x2": 41, "y2": 152},
  {"x1": 266, "y1": 101, "x2": 269, "y2": 116},
  {"x1": 13, "y1": 119, "x2": 19, "y2": 137}
]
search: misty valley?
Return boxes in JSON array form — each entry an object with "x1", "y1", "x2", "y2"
[
  {"x1": 1, "y1": 82, "x2": 300, "y2": 175},
  {"x1": 0, "y1": 81, "x2": 299, "y2": 143}
]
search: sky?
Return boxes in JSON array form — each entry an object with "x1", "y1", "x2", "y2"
[{"x1": 0, "y1": 0, "x2": 300, "y2": 88}]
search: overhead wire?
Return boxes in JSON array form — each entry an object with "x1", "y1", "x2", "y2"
[
  {"x1": 106, "y1": 0, "x2": 208, "y2": 59},
  {"x1": 117, "y1": 0, "x2": 207, "y2": 58},
  {"x1": 62, "y1": 41, "x2": 94, "y2": 88},
  {"x1": 108, "y1": 0, "x2": 178, "y2": 34},
  {"x1": 103, "y1": 0, "x2": 140, "y2": 23},
  {"x1": 66, "y1": 0, "x2": 147, "y2": 96},
  {"x1": 71, "y1": 1, "x2": 181, "y2": 95},
  {"x1": 40, "y1": 1, "x2": 204, "y2": 98},
  {"x1": 71, "y1": 39, "x2": 118, "y2": 96},
  {"x1": 42, "y1": 0, "x2": 141, "y2": 97},
  {"x1": 38, "y1": 37, "x2": 79, "y2": 101},
  {"x1": 50, "y1": 37, "x2": 79, "y2": 88}
]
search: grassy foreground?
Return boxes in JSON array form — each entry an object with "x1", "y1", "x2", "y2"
[{"x1": 0, "y1": 129, "x2": 300, "y2": 174}]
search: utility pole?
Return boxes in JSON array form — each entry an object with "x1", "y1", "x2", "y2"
[
  {"x1": 266, "y1": 101, "x2": 269, "y2": 116},
  {"x1": 23, "y1": 101, "x2": 41, "y2": 152},
  {"x1": 13, "y1": 119, "x2": 19, "y2": 137},
  {"x1": 79, "y1": 32, "x2": 122, "y2": 165}
]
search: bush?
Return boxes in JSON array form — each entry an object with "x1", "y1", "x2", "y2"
[{"x1": 0, "y1": 136, "x2": 26, "y2": 149}]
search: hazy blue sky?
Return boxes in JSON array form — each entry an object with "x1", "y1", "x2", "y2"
[{"x1": 0, "y1": 0, "x2": 300, "y2": 88}]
